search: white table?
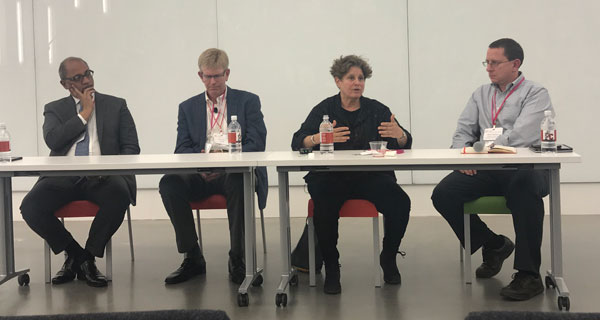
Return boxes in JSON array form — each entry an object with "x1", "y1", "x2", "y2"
[
  {"x1": 262, "y1": 149, "x2": 581, "y2": 309},
  {"x1": 0, "y1": 153, "x2": 264, "y2": 306}
]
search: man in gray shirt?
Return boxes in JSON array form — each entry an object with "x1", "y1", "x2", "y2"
[{"x1": 431, "y1": 38, "x2": 553, "y2": 301}]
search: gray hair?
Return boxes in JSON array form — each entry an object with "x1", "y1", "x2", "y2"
[{"x1": 58, "y1": 57, "x2": 88, "y2": 80}]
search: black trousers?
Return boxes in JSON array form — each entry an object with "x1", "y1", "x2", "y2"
[
  {"x1": 159, "y1": 172, "x2": 245, "y2": 260},
  {"x1": 306, "y1": 172, "x2": 411, "y2": 265},
  {"x1": 431, "y1": 169, "x2": 549, "y2": 273},
  {"x1": 20, "y1": 176, "x2": 130, "y2": 258}
]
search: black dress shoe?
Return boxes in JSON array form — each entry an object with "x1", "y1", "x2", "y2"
[
  {"x1": 228, "y1": 256, "x2": 246, "y2": 285},
  {"x1": 77, "y1": 259, "x2": 108, "y2": 287},
  {"x1": 323, "y1": 263, "x2": 341, "y2": 294},
  {"x1": 380, "y1": 252, "x2": 401, "y2": 285},
  {"x1": 500, "y1": 272, "x2": 544, "y2": 301},
  {"x1": 51, "y1": 256, "x2": 80, "y2": 285},
  {"x1": 165, "y1": 257, "x2": 207, "y2": 284},
  {"x1": 476, "y1": 235, "x2": 515, "y2": 278}
]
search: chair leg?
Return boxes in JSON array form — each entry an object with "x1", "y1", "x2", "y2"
[
  {"x1": 44, "y1": 241, "x2": 52, "y2": 283},
  {"x1": 260, "y1": 209, "x2": 267, "y2": 254},
  {"x1": 464, "y1": 214, "x2": 472, "y2": 284},
  {"x1": 307, "y1": 217, "x2": 316, "y2": 287},
  {"x1": 196, "y1": 210, "x2": 203, "y2": 252},
  {"x1": 106, "y1": 239, "x2": 112, "y2": 281},
  {"x1": 126, "y1": 206, "x2": 134, "y2": 261},
  {"x1": 373, "y1": 216, "x2": 381, "y2": 288}
]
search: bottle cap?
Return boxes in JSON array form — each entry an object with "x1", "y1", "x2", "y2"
[
  {"x1": 544, "y1": 110, "x2": 552, "y2": 116},
  {"x1": 323, "y1": 115, "x2": 329, "y2": 120},
  {"x1": 231, "y1": 115, "x2": 237, "y2": 121}
]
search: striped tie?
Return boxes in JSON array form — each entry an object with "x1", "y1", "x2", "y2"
[{"x1": 74, "y1": 103, "x2": 89, "y2": 156}]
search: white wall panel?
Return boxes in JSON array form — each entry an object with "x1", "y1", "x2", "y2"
[
  {"x1": 217, "y1": 0, "x2": 411, "y2": 185},
  {"x1": 0, "y1": 0, "x2": 39, "y2": 190},
  {"x1": 408, "y1": 0, "x2": 599, "y2": 183},
  {"x1": 31, "y1": 0, "x2": 218, "y2": 188}
]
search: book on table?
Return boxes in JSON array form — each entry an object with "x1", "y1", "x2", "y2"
[{"x1": 461, "y1": 145, "x2": 516, "y2": 154}]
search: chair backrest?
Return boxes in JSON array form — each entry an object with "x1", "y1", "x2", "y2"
[
  {"x1": 190, "y1": 194, "x2": 228, "y2": 210},
  {"x1": 55, "y1": 200, "x2": 99, "y2": 218},
  {"x1": 464, "y1": 196, "x2": 511, "y2": 215},
  {"x1": 308, "y1": 199, "x2": 379, "y2": 218}
]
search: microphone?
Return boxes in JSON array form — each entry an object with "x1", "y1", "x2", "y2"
[
  {"x1": 213, "y1": 107, "x2": 219, "y2": 113},
  {"x1": 473, "y1": 141, "x2": 485, "y2": 152}
]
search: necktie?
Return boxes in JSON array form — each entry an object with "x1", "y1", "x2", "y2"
[{"x1": 74, "y1": 103, "x2": 89, "y2": 156}]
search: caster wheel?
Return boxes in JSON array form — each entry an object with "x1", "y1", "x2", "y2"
[
  {"x1": 252, "y1": 274, "x2": 263, "y2": 287},
  {"x1": 237, "y1": 293, "x2": 249, "y2": 307},
  {"x1": 289, "y1": 274, "x2": 298, "y2": 286},
  {"x1": 545, "y1": 276, "x2": 555, "y2": 289},
  {"x1": 558, "y1": 296, "x2": 570, "y2": 311},
  {"x1": 17, "y1": 274, "x2": 30, "y2": 286},
  {"x1": 275, "y1": 293, "x2": 288, "y2": 307}
]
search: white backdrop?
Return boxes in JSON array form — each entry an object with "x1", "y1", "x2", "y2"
[{"x1": 0, "y1": 0, "x2": 597, "y2": 190}]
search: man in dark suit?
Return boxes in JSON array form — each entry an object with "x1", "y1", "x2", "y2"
[
  {"x1": 20, "y1": 57, "x2": 140, "y2": 287},
  {"x1": 160, "y1": 48, "x2": 267, "y2": 285}
]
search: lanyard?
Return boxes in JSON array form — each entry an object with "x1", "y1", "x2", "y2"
[
  {"x1": 207, "y1": 96, "x2": 227, "y2": 131},
  {"x1": 491, "y1": 77, "x2": 525, "y2": 127}
]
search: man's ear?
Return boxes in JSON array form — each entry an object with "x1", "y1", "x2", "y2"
[
  {"x1": 60, "y1": 80, "x2": 69, "y2": 90},
  {"x1": 513, "y1": 59, "x2": 522, "y2": 70}
]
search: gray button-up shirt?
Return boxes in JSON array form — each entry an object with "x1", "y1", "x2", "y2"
[{"x1": 451, "y1": 73, "x2": 553, "y2": 148}]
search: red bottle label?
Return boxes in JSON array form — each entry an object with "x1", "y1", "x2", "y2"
[
  {"x1": 320, "y1": 132, "x2": 333, "y2": 144},
  {"x1": 0, "y1": 141, "x2": 10, "y2": 152},
  {"x1": 541, "y1": 130, "x2": 556, "y2": 142},
  {"x1": 228, "y1": 132, "x2": 240, "y2": 144}
]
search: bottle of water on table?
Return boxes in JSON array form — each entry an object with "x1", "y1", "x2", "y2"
[{"x1": 319, "y1": 115, "x2": 334, "y2": 153}]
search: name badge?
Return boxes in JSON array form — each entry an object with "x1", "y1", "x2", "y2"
[
  {"x1": 483, "y1": 127, "x2": 503, "y2": 145},
  {"x1": 212, "y1": 132, "x2": 228, "y2": 148}
]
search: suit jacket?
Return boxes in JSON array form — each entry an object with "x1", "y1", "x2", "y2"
[
  {"x1": 42, "y1": 92, "x2": 140, "y2": 203},
  {"x1": 175, "y1": 87, "x2": 268, "y2": 209}
]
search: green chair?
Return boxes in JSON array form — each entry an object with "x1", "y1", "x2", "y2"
[{"x1": 462, "y1": 196, "x2": 511, "y2": 284}]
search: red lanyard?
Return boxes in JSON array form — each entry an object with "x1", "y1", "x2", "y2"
[
  {"x1": 491, "y1": 77, "x2": 525, "y2": 127},
  {"x1": 207, "y1": 96, "x2": 227, "y2": 131}
]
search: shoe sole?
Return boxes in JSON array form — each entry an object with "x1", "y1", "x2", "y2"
[{"x1": 500, "y1": 286, "x2": 544, "y2": 301}]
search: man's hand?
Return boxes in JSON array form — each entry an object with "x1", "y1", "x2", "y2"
[
  {"x1": 459, "y1": 170, "x2": 477, "y2": 176},
  {"x1": 378, "y1": 114, "x2": 404, "y2": 140},
  {"x1": 70, "y1": 87, "x2": 95, "y2": 121},
  {"x1": 331, "y1": 120, "x2": 351, "y2": 143}
]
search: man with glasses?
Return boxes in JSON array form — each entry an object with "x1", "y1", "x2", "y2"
[
  {"x1": 431, "y1": 38, "x2": 553, "y2": 301},
  {"x1": 159, "y1": 48, "x2": 267, "y2": 285},
  {"x1": 20, "y1": 57, "x2": 140, "y2": 287}
]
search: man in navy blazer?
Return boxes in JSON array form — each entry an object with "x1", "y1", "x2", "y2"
[
  {"x1": 20, "y1": 57, "x2": 140, "y2": 288},
  {"x1": 160, "y1": 48, "x2": 267, "y2": 285}
]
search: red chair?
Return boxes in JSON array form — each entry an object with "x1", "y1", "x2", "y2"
[
  {"x1": 307, "y1": 199, "x2": 381, "y2": 287},
  {"x1": 190, "y1": 194, "x2": 267, "y2": 254},
  {"x1": 43, "y1": 200, "x2": 134, "y2": 283}
]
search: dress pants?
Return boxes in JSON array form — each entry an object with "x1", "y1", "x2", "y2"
[
  {"x1": 431, "y1": 169, "x2": 549, "y2": 273},
  {"x1": 306, "y1": 172, "x2": 411, "y2": 265},
  {"x1": 20, "y1": 176, "x2": 130, "y2": 258},
  {"x1": 159, "y1": 172, "x2": 245, "y2": 260}
]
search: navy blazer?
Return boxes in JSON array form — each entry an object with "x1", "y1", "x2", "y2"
[
  {"x1": 41, "y1": 92, "x2": 140, "y2": 203},
  {"x1": 175, "y1": 87, "x2": 268, "y2": 209}
]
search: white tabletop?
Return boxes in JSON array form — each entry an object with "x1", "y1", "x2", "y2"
[
  {"x1": 257, "y1": 149, "x2": 582, "y2": 167},
  {"x1": 0, "y1": 153, "x2": 263, "y2": 174}
]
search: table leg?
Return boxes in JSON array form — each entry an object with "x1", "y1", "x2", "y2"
[
  {"x1": 0, "y1": 177, "x2": 29, "y2": 285},
  {"x1": 275, "y1": 171, "x2": 294, "y2": 307},
  {"x1": 546, "y1": 168, "x2": 570, "y2": 310},
  {"x1": 237, "y1": 168, "x2": 262, "y2": 307}
]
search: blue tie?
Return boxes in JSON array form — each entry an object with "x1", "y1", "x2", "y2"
[{"x1": 74, "y1": 103, "x2": 89, "y2": 156}]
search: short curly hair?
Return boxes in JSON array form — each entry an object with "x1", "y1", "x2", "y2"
[{"x1": 330, "y1": 55, "x2": 372, "y2": 80}]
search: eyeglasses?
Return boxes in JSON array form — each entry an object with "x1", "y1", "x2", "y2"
[
  {"x1": 200, "y1": 71, "x2": 227, "y2": 81},
  {"x1": 63, "y1": 69, "x2": 94, "y2": 82},
  {"x1": 482, "y1": 60, "x2": 511, "y2": 68}
]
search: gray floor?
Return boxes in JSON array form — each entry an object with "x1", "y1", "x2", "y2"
[{"x1": 2, "y1": 215, "x2": 599, "y2": 319}]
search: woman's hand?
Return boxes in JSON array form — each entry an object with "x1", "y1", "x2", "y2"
[{"x1": 332, "y1": 120, "x2": 351, "y2": 143}]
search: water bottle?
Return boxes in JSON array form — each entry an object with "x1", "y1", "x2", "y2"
[
  {"x1": 228, "y1": 115, "x2": 242, "y2": 153},
  {"x1": 0, "y1": 123, "x2": 11, "y2": 162},
  {"x1": 319, "y1": 115, "x2": 334, "y2": 153},
  {"x1": 540, "y1": 110, "x2": 557, "y2": 153}
]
